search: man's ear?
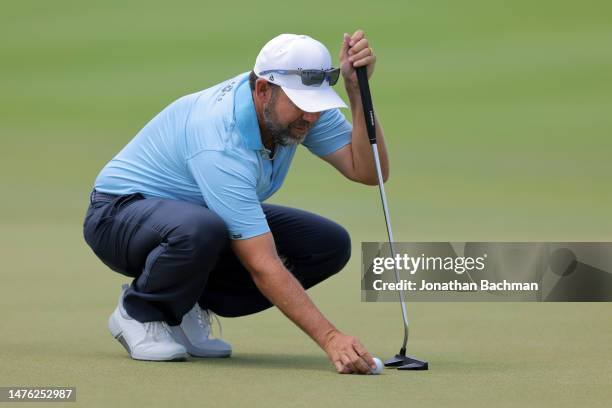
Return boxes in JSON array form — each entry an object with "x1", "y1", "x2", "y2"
[{"x1": 255, "y1": 78, "x2": 273, "y2": 104}]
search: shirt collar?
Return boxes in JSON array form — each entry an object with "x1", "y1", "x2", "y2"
[{"x1": 235, "y1": 79, "x2": 264, "y2": 150}]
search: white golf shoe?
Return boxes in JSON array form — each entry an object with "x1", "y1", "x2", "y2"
[
  {"x1": 170, "y1": 303, "x2": 232, "y2": 358},
  {"x1": 108, "y1": 284, "x2": 188, "y2": 361}
]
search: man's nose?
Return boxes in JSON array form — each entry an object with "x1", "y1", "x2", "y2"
[{"x1": 302, "y1": 111, "x2": 321, "y2": 123}]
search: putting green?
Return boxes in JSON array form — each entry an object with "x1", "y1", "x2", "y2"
[{"x1": 1, "y1": 1, "x2": 611, "y2": 406}]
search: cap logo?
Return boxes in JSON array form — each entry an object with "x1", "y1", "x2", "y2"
[{"x1": 269, "y1": 74, "x2": 274, "y2": 81}]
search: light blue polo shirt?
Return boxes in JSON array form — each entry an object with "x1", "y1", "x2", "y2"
[{"x1": 94, "y1": 72, "x2": 352, "y2": 240}]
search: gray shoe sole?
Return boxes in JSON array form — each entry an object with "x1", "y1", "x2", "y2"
[
  {"x1": 187, "y1": 349, "x2": 232, "y2": 358},
  {"x1": 169, "y1": 326, "x2": 232, "y2": 358},
  {"x1": 113, "y1": 333, "x2": 187, "y2": 362},
  {"x1": 108, "y1": 310, "x2": 187, "y2": 362}
]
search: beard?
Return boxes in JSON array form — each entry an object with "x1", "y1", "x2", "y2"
[{"x1": 263, "y1": 91, "x2": 311, "y2": 147}]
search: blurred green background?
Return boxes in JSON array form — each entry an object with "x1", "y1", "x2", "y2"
[{"x1": 1, "y1": 0, "x2": 611, "y2": 407}]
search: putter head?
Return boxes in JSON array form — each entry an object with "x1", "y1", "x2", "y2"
[{"x1": 385, "y1": 354, "x2": 429, "y2": 370}]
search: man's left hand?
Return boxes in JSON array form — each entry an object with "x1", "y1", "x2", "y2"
[{"x1": 339, "y1": 29, "x2": 376, "y2": 89}]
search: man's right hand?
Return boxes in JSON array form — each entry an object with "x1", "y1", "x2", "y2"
[
  {"x1": 232, "y1": 234, "x2": 376, "y2": 374},
  {"x1": 324, "y1": 330, "x2": 376, "y2": 374}
]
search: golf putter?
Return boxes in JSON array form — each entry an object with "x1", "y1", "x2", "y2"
[{"x1": 355, "y1": 66, "x2": 428, "y2": 371}]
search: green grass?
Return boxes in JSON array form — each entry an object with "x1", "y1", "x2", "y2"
[{"x1": 1, "y1": 0, "x2": 611, "y2": 406}]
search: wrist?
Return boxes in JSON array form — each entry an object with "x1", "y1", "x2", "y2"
[
  {"x1": 344, "y1": 79, "x2": 359, "y2": 94},
  {"x1": 321, "y1": 327, "x2": 341, "y2": 351},
  {"x1": 344, "y1": 84, "x2": 362, "y2": 109}
]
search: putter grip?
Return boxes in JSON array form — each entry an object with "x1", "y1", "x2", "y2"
[{"x1": 356, "y1": 66, "x2": 376, "y2": 144}]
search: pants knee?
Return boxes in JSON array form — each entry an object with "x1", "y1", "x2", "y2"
[
  {"x1": 171, "y1": 213, "x2": 228, "y2": 261},
  {"x1": 327, "y1": 223, "x2": 352, "y2": 275}
]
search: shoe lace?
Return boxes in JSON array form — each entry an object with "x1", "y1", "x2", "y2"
[
  {"x1": 192, "y1": 305, "x2": 223, "y2": 339},
  {"x1": 144, "y1": 321, "x2": 173, "y2": 342}
]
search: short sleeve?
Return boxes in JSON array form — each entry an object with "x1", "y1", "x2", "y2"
[
  {"x1": 301, "y1": 108, "x2": 352, "y2": 157},
  {"x1": 187, "y1": 150, "x2": 270, "y2": 240}
]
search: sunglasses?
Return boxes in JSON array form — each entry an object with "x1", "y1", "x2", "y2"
[{"x1": 258, "y1": 68, "x2": 340, "y2": 86}]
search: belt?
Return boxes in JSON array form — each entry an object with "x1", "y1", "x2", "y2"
[{"x1": 90, "y1": 189, "x2": 121, "y2": 204}]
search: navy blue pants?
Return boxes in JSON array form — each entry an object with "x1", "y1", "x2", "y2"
[{"x1": 83, "y1": 191, "x2": 351, "y2": 325}]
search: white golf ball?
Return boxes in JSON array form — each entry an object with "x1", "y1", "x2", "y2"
[{"x1": 371, "y1": 357, "x2": 383, "y2": 374}]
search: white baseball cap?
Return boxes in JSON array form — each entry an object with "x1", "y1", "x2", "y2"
[{"x1": 254, "y1": 34, "x2": 347, "y2": 113}]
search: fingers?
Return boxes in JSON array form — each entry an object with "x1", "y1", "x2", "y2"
[
  {"x1": 353, "y1": 54, "x2": 376, "y2": 68},
  {"x1": 341, "y1": 347, "x2": 373, "y2": 374},
  {"x1": 332, "y1": 351, "x2": 354, "y2": 374},
  {"x1": 351, "y1": 353, "x2": 373, "y2": 374},
  {"x1": 334, "y1": 360, "x2": 345, "y2": 373},
  {"x1": 347, "y1": 35, "x2": 375, "y2": 69},
  {"x1": 348, "y1": 47, "x2": 373, "y2": 64},
  {"x1": 340, "y1": 32, "x2": 351, "y2": 57},
  {"x1": 339, "y1": 365, "x2": 352, "y2": 374},
  {"x1": 349, "y1": 29, "x2": 365, "y2": 47},
  {"x1": 340, "y1": 354, "x2": 357, "y2": 374},
  {"x1": 348, "y1": 37, "x2": 369, "y2": 55},
  {"x1": 354, "y1": 342, "x2": 376, "y2": 370},
  {"x1": 349, "y1": 340, "x2": 373, "y2": 373},
  {"x1": 326, "y1": 332, "x2": 375, "y2": 374},
  {"x1": 333, "y1": 352, "x2": 371, "y2": 374}
]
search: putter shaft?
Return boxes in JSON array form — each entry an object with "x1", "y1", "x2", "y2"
[{"x1": 370, "y1": 143, "x2": 409, "y2": 353}]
